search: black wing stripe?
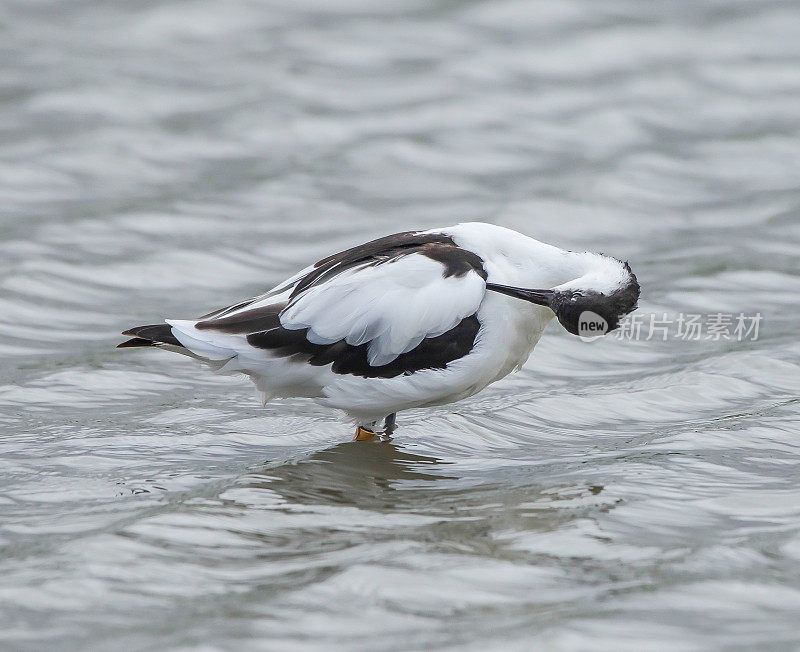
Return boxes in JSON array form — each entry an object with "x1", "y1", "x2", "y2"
[
  {"x1": 246, "y1": 314, "x2": 481, "y2": 379},
  {"x1": 289, "y1": 231, "x2": 486, "y2": 300}
]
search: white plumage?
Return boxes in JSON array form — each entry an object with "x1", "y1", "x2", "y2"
[
  {"x1": 280, "y1": 253, "x2": 486, "y2": 365},
  {"x1": 120, "y1": 222, "x2": 640, "y2": 436}
]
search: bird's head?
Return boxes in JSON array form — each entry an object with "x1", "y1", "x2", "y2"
[
  {"x1": 548, "y1": 279, "x2": 640, "y2": 336},
  {"x1": 487, "y1": 258, "x2": 640, "y2": 338}
]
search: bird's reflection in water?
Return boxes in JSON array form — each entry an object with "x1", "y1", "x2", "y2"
[{"x1": 243, "y1": 441, "x2": 458, "y2": 511}]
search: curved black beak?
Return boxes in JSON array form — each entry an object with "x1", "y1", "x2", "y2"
[{"x1": 486, "y1": 283, "x2": 555, "y2": 307}]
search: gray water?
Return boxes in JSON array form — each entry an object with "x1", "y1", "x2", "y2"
[{"x1": 2, "y1": 1, "x2": 800, "y2": 650}]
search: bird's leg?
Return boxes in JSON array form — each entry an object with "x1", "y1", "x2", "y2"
[
  {"x1": 353, "y1": 421, "x2": 378, "y2": 441},
  {"x1": 381, "y1": 412, "x2": 397, "y2": 441}
]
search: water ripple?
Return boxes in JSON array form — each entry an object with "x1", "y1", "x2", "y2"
[{"x1": 2, "y1": 0, "x2": 800, "y2": 649}]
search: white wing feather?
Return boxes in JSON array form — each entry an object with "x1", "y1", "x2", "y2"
[{"x1": 280, "y1": 253, "x2": 486, "y2": 366}]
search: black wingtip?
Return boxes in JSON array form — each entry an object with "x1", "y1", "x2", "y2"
[
  {"x1": 118, "y1": 324, "x2": 183, "y2": 348},
  {"x1": 117, "y1": 337, "x2": 156, "y2": 348}
]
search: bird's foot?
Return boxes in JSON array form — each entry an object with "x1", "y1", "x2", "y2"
[
  {"x1": 353, "y1": 426, "x2": 377, "y2": 441},
  {"x1": 354, "y1": 414, "x2": 397, "y2": 441}
]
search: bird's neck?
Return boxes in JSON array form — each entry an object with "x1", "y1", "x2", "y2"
[{"x1": 444, "y1": 223, "x2": 616, "y2": 290}]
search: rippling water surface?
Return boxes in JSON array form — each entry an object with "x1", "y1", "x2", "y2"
[{"x1": 2, "y1": 1, "x2": 800, "y2": 649}]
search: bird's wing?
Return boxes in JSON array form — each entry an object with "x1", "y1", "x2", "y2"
[
  {"x1": 167, "y1": 232, "x2": 488, "y2": 368},
  {"x1": 280, "y1": 244, "x2": 487, "y2": 366}
]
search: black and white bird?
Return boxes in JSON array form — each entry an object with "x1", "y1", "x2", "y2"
[{"x1": 119, "y1": 223, "x2": 640, "y2": 440}]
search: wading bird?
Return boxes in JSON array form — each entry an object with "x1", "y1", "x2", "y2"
[{"x1": 119, "y1": 223, "x2": 640, "y2": 440}]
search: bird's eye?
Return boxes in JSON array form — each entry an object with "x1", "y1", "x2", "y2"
[{"x1": 571, "y1": 292, "x2": 583, "y2": 301}]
